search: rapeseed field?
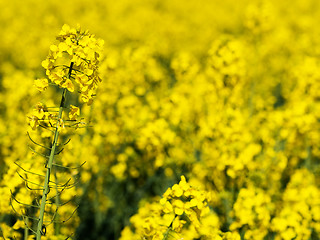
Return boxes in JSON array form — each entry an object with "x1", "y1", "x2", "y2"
[{"x1": 0, "y1": 0, "x2": 319, "y2": 239}]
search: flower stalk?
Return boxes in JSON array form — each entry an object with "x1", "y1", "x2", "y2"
[
  {"x1": 36, "y1": 62, "x2": 73, "y2": 239},
  {"x1": 36, "y1": 88, "x2": 66, "y2": 239}
]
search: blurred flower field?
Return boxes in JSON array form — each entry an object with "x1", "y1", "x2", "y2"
[{"x1": 0, "y1": 0, "x2": 320, "y2": 239}]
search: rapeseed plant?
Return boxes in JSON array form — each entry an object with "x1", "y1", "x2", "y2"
[{"x1": 12, "y1": 24, "x2": 103, "y2": 239}]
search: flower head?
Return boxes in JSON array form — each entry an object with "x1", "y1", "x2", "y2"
[
  {"x1": 69, "y1": 105, "x2": 80, "y2": 120},
  {"x1": 42, "y1": 24, "x2": 103, "y2": 104}
]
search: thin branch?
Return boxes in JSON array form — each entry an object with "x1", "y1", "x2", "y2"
[
  {"x1": 11, "y1": 193, "x2": 40, "y2": 209},
  {"x1": 39, "y1": 124, "x2": 55, "y2": 133},
  {"x1": 64, "y1": 233, "x2": 74, "y2": 240},
  {"x1": 55, "y1": 148, "x2": 64, "y2": 155},
  {"x1": 27, "y1": 132, "x2": 51, "y2": 150},
  {"x1": 28, "y1": 146, "x2": 49, "y2": 159},
  {"x1": 16, "y1": 171, "x2": 44, "y2": 191},
  {"x1": 63, "y1": 138, "x2": 72, "y2": 145},
  {"x1": 53, "y1": 161, "x2": 86, "y2": 170},
  {"x1": 22, "y1": 216, "x2": 37, "y2": 235},
  {"x1": 14, "y1": 162, "x2": 46, "y2": 178},
  {"x1": 48, "y1": 181, "x2": 77, "y2": 190},
  {"x1": 46, "y1": 184, "x2": 68, "y2": 202},
  {"x1": 56, "y1": 206, "x2": 79, "y2": 224},
  {"x1": 10, "y1": 196, "x2": 41, "y2": 223}
]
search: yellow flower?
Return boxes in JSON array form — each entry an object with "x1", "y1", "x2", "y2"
[
  {"x1": 179, "y1": 175, "x2": 189, "y2": 191},
  {"x1": 173, "y1": 199, "x2": 185, "y2": 215},
  {"x1": 27, "y1": 115, "x2": 39, "y2": 130},
  {"x1": 59, "y1": 24, "x2": 71, "y2": 35},
  {"x1": 69, "y1": 105, "x2": 80, "y2": 120},
  {"x1": 57, "y1": 118, "x2": 65, "y2": 131},
  {"x1": 34, "y1": 78, "x2": 49, "y2": 92},
  {"x1": 172, "y1": 184, "x2": 183, "y2": 197},
  {"x1": 58, "y1": 42, "x2": 69, "y2": 52},
  {"x1": 12, "y1": 220, "x2": 25, "y2": 230},
  {"x1": 62, "y1": 79, "x2": 74, "y2": 92},
  {"x1": 172, "y1": 217, "x2": 186, "y2": 232}
]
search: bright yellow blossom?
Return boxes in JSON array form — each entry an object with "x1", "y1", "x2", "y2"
[
  {"x1": 69, "y1": 105, "x2": 80, "y2": 120},
  {"x1": 34, "y1": 78, "x2": 49, "y2": 92}
]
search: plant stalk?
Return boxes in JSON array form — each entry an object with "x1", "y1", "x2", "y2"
[
  {"x1": 36, "y1": 63, "x2": 73, "y2": 239},
  {"x1": 24, "y1": 218, "x2": 29, "y2": 240},
  {"x1": 54, "y1": 170, "x2": 61, "y2": 235}
]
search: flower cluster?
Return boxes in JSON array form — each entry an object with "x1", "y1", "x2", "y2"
[
  {"x1": 120, "y1": 176, "x2": 240, "y2": 240},
  {"x1": 207, "y1": 37, "x2": 245, "y2": 89},
  {"x1": 230, "y1": 186, "x2": 274, "y2": 240},
  {"x1": 27, "y1": 102, "x2": 80, "y2": 131},
  {"x1": 271, "y1": 169, "x2": 320, "y2": 240},
  {"x1": 41, "y1": 24, "x2": 104, "y2": 104},
  {"x1": 160, "y1": 176, "x2": 211, "y2": 229}
]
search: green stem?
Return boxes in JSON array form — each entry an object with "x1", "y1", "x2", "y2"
[
  {"x1": 36, "y1": 63, "x2": 73, "y2": 239},
  {"x1": 36, "y1": 88, "x2": 66, "y2": 239},
  {"x1": 54, "y1": 170, "x2": 61, "y2": 235},
  {"x1": 24, "y1": 218, "x2": 29, "y2": 240}
]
